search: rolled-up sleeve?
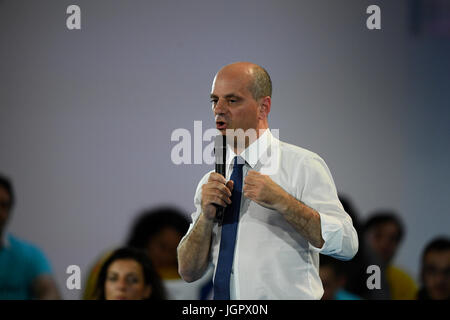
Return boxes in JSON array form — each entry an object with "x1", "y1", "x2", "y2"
[{"x1": 299, "y1": 154, "x2": 358, "y2": 261}]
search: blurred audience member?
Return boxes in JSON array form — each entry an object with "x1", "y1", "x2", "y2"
[
  {"x1": 126, "y1": 206, "x2": 213, "y2": 299},
  {"x1": 83, "y1": 249, "x2": 114, "y2": 299},
  {"x1": 417, "y1": 237, "x2": 450, "y2": 300},
  {"x1": 0, "y1": 174, "x2": 60, "y2": 299},
  {"x1": 319, "y1": 254, "x2": 362, "y2": 300},
  {"x1": 84, "y1": 206, "x2": 213, "y2": 300},
  {"x1": 339, "y1": 195, "x2": 390, "y2": 299},
  {"x1": 94, "y1": 247, "x2": 166, "y2": 300},
  {"x1": 127, "y1": 206, "x2": 189, "y2": 279},
  {"x1": 364, "y1": 211, "x2": 417, "y2": 299}
]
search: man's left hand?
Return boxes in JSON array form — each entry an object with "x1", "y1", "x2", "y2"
[{"x1": 243, "y1": 170, "x2": 287, "y2": 211}]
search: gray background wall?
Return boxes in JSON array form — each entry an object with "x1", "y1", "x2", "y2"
[{"x1": 0, "y1": 0, "x2": 448, "y2": 299}]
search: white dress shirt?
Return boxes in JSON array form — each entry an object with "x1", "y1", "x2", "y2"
[{"x1": 181, "y1": 129, "x2": 358, "y2": 299}]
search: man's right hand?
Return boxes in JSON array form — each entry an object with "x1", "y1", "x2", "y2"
[{"x1": 201, "y1": 172, "x2": 234, "y2": 221}]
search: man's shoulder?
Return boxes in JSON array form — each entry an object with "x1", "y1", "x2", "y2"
[
  {"x1": 277, "y1": 139, "x2": 323, "y2": 164},
  {"x1": 7, "y1": 234, "x2": 47, "y2": 260},
  {"x1": 387, "y1": 265, "x2": 417, "y2": 283}
]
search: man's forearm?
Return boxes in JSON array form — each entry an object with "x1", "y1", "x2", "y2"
[
  {"x1": 177, "y1": 213, "x2": 215, "y2": 282},
  {"x1": 276, "y1": 192, "x2": 325, "y2": 249}
]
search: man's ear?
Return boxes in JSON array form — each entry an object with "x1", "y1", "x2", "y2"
[{"x1": 258, "y1": 96, "x2": 271, "y2": 119}]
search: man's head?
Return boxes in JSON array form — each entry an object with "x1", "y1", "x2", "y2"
[
  {"x1": 211, "y1": 62, "x2": 272, "y2": 149},
  {"x1": 0, "y1": 174, "x2": 15, "y2": 234},
  {"x1": 420, "y1": 237, "x2": 450, "y2": 300},
  {"x1": 363, "y1": 211, "x2": 404, "y2": 265}
]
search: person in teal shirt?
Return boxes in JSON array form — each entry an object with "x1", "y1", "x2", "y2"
[{"x1": 0, "y1": 174, "x2": 60, "y2": 299}]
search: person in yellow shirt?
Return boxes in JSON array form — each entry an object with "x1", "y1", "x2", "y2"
[
  {"x1": 364, "y1": 212, "x2": 417, "y2": 300},
  {"x1": 386, "y1": 265, "x2": 417, "y2": 300}
]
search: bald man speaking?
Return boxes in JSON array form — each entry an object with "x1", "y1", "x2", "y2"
[{"x1": 177, "y1": 62, "x2": 358, "y2": 300}]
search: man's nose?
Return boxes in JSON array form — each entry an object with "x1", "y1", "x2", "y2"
[{"x1": 213, "y1": 99, "x2": 227, "y2": 115}]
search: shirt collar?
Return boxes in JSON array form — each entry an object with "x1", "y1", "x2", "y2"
[{"x1": 226, "y1": 129, "x2": 273, "y2": 168}]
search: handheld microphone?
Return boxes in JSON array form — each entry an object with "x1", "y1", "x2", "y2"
[{"x1": 214, "y1": 134, "x2": 227, "y2": 224}]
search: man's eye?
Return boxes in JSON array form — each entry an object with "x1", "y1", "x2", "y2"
[{"x1": 210, "y1": 99, "x2": 218, "y2": 104}]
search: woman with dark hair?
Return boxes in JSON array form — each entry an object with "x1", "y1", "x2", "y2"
[
  {"x1": 94, "y1": 247, "x2": 166, "y2": 300},
  {"x1": 126, "y1": 206, "x2": 213, "y2": 299},
  {"x1": 84, "y1": 206, "x2": 212, "y2": 300}
]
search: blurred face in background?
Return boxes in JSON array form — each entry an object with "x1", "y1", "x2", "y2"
[
  {"x1": 0, "y1": 186, "x2": 11, "y2": 234},
  {"x1": 147, "y1": 227, "x2": 183, "y2": 272},
  {"x1": 104, "y1": 259, "x2": 151, "y2": 300},
  {"x1": 319, "y1": 265, "x2": 345, "y2": 300},
  {"x1": 366, "y1": 221, "x2": 401, "y2": 264},
  {"x1": 422, "y1": 250, "x2": 450, "y2": 300}
]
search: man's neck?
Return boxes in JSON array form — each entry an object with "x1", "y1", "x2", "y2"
[{"x1": 232, "y1": 127, "x2": 268, "y2": 155}]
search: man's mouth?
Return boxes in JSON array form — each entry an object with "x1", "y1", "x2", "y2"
[{"x1": 216, "y1": 121, "x2": 227, "y2": 130}]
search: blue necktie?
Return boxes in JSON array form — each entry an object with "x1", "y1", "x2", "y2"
[{"x1": 213, "y1": 156, "x2": 244, "y2": 300}]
